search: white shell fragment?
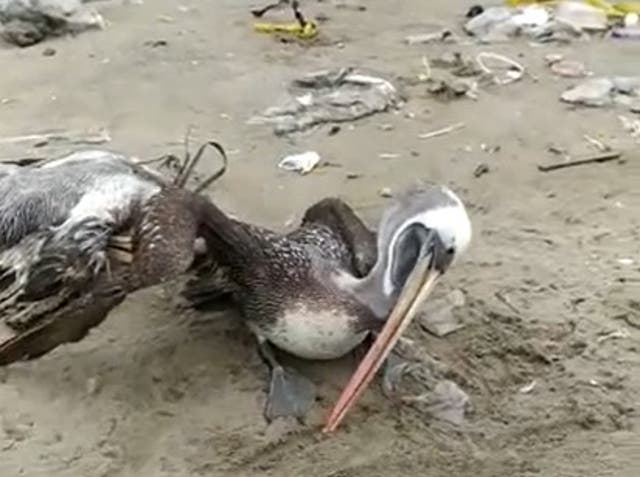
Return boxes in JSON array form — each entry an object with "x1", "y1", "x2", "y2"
[{"x1": 277, "y1": 151, "x2": 321, "y2": 175}]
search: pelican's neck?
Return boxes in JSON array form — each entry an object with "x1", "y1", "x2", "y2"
[{"x1": 336, "y1": 247, "x2": 395, "y2": 320}]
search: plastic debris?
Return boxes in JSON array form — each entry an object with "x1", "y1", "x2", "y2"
[
  {"x1": 464, "y1": 6, "x2": 519, "y2": 42},
  {"x1": 611, "y1": 24, "x2": 640, "y2": 36},
  {"x1": 545, "y1": 54, "x2": 590, "y2": 77},
  {"x1": 561, "y1": 78, "x2": 615, "y2": 106},
  {"x1": 379, "y1": 187, "x2": 393, "y2": 198},
  {"x1": 561, "y1": 76, "x2": 640, "y2": 108},
  {"x1": 404, "y1": 28, "x2": 456, "y2": 44},
  {"x1": 0, "y1": 0, "x2": 105, "y2": 47},
  {"x1": 254, "y1": 19, "x2": 317, "y2": 39},
  {"x1": 555, "y1": 1, "x2": 608, "y2": 30},
  {"x1": 619, "y1": 115, "x2": 640, "y2": 139},
  {"x1": 519, "y1": 380, "x2": 537, "y2": 394},
  {"x1": 277, "y1": 151, "x2": 321, "y2": 174},
  {"x1": 419, "y1": 289, "x2": 467, "y2": 337},
  {"x1": 596, "y1": 328, "x2": 631, "y2": 343},
  {"x1": 476, "y1": 52, "x2": 525, "y2": 85},
  {"x1": 252, "y1": 0, "x2": 318, "y2": 40},
  {"x1": 249, "y1": 67, "x2": 400, "y2": 135},
  {"x1": 418, "y1": 122, "x2": 466, "y2": 140},
  {"x1": 382, "y1": 352, "x2": 470, "y2": 426}
]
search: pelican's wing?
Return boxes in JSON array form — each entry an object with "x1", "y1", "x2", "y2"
[
  {"x1": 0, "y1": 271, "x2": 127, "y2": 365},
  {"x1": 300, "y1": 197, "x2": 378, "y2": 278}
]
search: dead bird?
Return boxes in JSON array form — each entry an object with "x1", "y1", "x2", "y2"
[
  {"x1": 0, "y1": 142, "x2": 227, "y2": 364},
  {"x1": 183, "y1": 181, "x2": 472, "y2": 428}
]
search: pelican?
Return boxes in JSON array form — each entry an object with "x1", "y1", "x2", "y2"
[
  {"x1": 0, "y1": 142, "x2": 226, "y2": 363},
  {"x1": 183, "y1": 182, "x2": 471, "y2": 429}
]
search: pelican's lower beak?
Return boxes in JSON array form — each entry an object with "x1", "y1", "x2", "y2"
[{"x1": 322, "y1": 248, "x2": 442, "y2": 434}]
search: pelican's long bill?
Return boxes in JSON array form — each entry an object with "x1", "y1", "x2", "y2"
[{"x1": 323, "y1": 253, "x2": 441, "y2": 433}]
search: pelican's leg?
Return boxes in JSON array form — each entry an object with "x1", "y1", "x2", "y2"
[{"x1": 256, "y1": 336, "x2": 316, "y2": 422}]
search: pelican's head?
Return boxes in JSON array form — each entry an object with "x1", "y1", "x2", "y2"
[
  {"x1": 377, "y1": 182, "x2": 471, "y2": 302},
  {"x1": 325, "y1": 181, "x2": 472, "y2": 433}
]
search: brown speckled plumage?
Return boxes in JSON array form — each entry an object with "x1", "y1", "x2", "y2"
[
  {"x1": 184, "y1": 197, "x2": 383, "y2": 357},
  {"x1": 0, "y1": 149, "x2": 225, "y2": 365}
]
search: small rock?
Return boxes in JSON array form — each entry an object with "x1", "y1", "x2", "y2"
[
  {"x1": 42, "y1": 47, "x2": 56, "y2": 56},
  {"x1": 345, "y1": 172, "x2": 361, "y2": 180}
]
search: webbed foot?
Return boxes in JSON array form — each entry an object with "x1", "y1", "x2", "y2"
[
  {"x1": 257, "y1": 337, "x2": 316, "y2": 422},
  {"x1": 265, "y1": 365, "x2": 316, "y2": 422}
]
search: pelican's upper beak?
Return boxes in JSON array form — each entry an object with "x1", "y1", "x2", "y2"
[{"x1": 323, "y1": 233, "x2": 445, "y2": 433}]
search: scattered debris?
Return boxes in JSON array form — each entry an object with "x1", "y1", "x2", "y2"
[
  {"x1": 561, "y1": 78, "x2": 616, "y2": 106},
  {"x1": 86, "y1": 377, "x2": 100, "y2": 396},
  {"x1": 537, "y1": 150, "x2": 623, "y2": 172},
  {"x1": 404, "y1": 28, "x2": 456, "y2": 45},
  {"x1": 561, "y1": 76, "x2": 640, "y2": 110},
  {"x1": 583, "y1": 134, "x2": 610, "y2": 152},
  {"x1": 378, "y1": 152, "x2": 400, "y2": 159},
  {"x1": 252, "y1": 0, "x2": 318, "y2": 40},
  {"x1": 249, "y1": 67, "x2": 400, "y2": 135},
  {"x1": 464, "y1": 4, "x2": 574, "y2": 43},
  {"x1": 144, "y1": 39, "x2": 168, "y2": 47},
  {"x1": 519, "y1": 380, "x2": 537, "y2": 394},
  {"x1": 277, "y1": 151, "x2": 320, "y2": 174},
  {"x1": 431, "y1": 52, "x2": 483, "y2": 77},
  {"x1": 419, "y1": 289, "x2": 467, "y2": 337},
  {"x1": 474, "y1": 163, "x2": 490, "y2": 177},
  {"x1": 418, "y1": 122, "x2": 465, "y2": 140},
  {"x1": 596, "y1": 328, "x2": 631, "y2": 344},
  {"x1": 0, "y1": 0, "x2": 105, "y2": 47},
  {"x1": 617, "y1": 257, "x2": 634, "y2": 266},
  {"x1": 427, "y1": 76, "x2": 479, "y2": 100},
  {"x1": 379, "y1": 187, "x2": 393, "y2": 198},
  {"x1": 328, "y1": 125, "x2": 341, "y2": 136},
  {"x1": 480, "y1": 143, "x2": 501, "y2": 153},
  {"x1": 0, "y1": 128, "x2": 111, "y2": 147},
  {"x1": 383, "y1": 352, "x2": 470, "y2": 426},
  {"x1": 545, "y1": 54, "x2": 590, "y2": 78},
  {"x1": 334, "y1": 2, "x2": 367, "y2": 12},
  {"x1": 476, "y1": 52, "x2": 525, "y2": 85},
  {"x1": 554, "y1": 1, "x2": 608, "y2": 32},
  {"x1": 405, "y1": 380, "x2": 471, "y2": 426},
  {"x1": 619, "y1": 115, "x2": 640, "y2": 138},
  {"x1": 461, "y1": 1, "x2": 638, "y2": 43},
  {"x1": 611, "y1": 25, "x2": 640, "y2": 38}
]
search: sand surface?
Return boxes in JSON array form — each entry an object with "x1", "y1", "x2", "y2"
[{"x1": 1, "y1": 1, "x2": 639, "y2": 476}]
